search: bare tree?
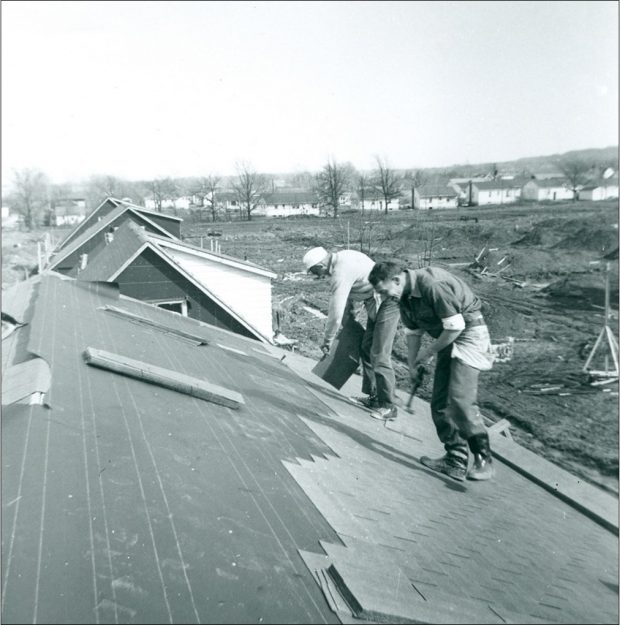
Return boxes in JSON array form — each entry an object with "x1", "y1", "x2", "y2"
[
  {"x1": 315, "y1": 158, "x2": 350, "y2": 219},
  {"x1": 558, "y1": 158, "x2": 590, "y2": 201},
  {"x1": 146, "y1": 177, "x2": 177, "y2": 212},
  {"x1": 11, "y1": 168, "x2": 48, "y2": 230},
  {"x1": 204, "y1": 175, "x2": 221, "y2": 222},
  {"x1": 373, "y1": 157, "x2": 401, "y2": 214},
  {"x1": 357, "y1": 173, "x2": 371, "y2": 214},
  {"x1": 403, "y1": 169, "x2": 428, "y2": 209},
  {"x1": 232, "y1": 162, "x2": 267, "y2": 221}
]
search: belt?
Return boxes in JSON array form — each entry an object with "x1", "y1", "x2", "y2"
[{"x1": 465, "y1": 317, "x2": 486, "y2": 328}]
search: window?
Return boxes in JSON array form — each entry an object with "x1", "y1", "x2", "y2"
[{"x1": 153, "y1": 299, "x2": 188, "y2": 316}]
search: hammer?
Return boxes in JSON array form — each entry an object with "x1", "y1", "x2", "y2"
[{"x1": 406, "y1": 365, "x2": 427, "y2": 412}]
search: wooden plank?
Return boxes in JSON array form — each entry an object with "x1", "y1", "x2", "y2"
[
  {"x1": 83, "y1": 347, "x2": 244, "y2": 409},
  {"x1": 311, "y1": 320, "x2": 364, "y2": 390},
  {"x1": 99, "y1": 305, "x2": 209, "y2": 345}
]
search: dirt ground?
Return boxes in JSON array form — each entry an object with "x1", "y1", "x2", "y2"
[{"x1": 3, "y1": 200, "x2": 618, "y2": 492}]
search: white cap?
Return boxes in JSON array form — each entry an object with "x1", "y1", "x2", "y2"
[{"x1": 302, "y1": 246, "x2": 328, "y2": 271}]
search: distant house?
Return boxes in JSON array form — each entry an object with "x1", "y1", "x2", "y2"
[
  {"x1": 358, "y1": 194, "x2": 400, "y2": 211},
  {"x1": 579, "y1": 175, "x2": 619, "y2": 201},
  {"x1": 468, "y1": 179, "x2": 523, "y2": 205},
  {"x1": 49, "y1": 198, "x2": 87, "y2": 226},
  {"x1": 144, "y1": 196, "x2": 192, "y2": 211},
  {"x1": 48, "y1": 199, "x2": 181, "y2": 276},
  {"x1": 77, "y1": 221, "x2": 277, "y2": 343},
  {"x1": 414, "y1": 184, "x2": 459, "y2": 210},
  {"x1": 521, "y1": 178, "x2": 574, "y2": 202},
  {"x1": 255, "y1": 191, "x2": 321, "y2": 217}
]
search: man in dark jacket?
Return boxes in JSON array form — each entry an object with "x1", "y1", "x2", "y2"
[{"x1": 369, "y1": 261, "x2": 495, "y2": 481}]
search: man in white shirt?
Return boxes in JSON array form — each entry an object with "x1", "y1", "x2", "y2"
[{"x1": 302, "y1": 247, "x2": 400, "y2": 420}]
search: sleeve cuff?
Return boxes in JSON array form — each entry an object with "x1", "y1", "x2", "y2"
[{"x1": 442, "y1": 313, "x2": 465, "y2": 331}]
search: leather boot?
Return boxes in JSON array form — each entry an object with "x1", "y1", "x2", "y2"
[
  {"x1": 420, "y1": 447, "x2": 468, "y2": 482},
  {"x1": 467, "y1": 433, "x2": 495, "y2": 481}
]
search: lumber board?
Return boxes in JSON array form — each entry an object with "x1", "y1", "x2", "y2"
[
  {"x1": 83, "y1": 347, "x2": 244, "y2": 409},
  {"x1": 99, "y1": 305, "x2": 209, "y2": 345},
  {"x1": 311, "y1": 320, "x2": 364, "y2": 390}
]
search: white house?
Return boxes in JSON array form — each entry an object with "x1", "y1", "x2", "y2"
[
  {"x1": 469, "y1": 179, "x2": 523, "y2": 205},
  {"x1": 144, "y1": 196, "x2": 192, "y2": 211},
  {"x1": 579, "y1": 176, "x2": 619, "y2": 201},
  {"x1": 521, "y1": 178, "x2": 574, "y2": 202},
  {"x1": 358, "y1": 195, "x2": 400, "y2": 211},
  {"x1": 414, "y1": 184, "x2": 459, "y2": 210},
  {"x1": 254, "y1": 191, "x2": 321, "y2": 217}
]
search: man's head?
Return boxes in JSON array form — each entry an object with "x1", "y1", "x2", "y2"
[
  {"x1": 302, "y1": 246, "x2": 329, "y2": 277},
  {"x1": 368, "y1": 261, "x2": 408, "y2": 298}
]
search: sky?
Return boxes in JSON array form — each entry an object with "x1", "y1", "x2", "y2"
[{"x1": 2, "y1": 0, "x2": 618, "y2": 184}]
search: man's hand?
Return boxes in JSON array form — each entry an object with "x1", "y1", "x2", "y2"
[{"x1": 412, "y1": 351, "x2": 433, "y2": 371}]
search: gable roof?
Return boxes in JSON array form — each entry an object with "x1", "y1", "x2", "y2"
[
  {"x1": 48, "y1": 204, "x2": 178, "y2": 271},
  {"x1": 417, "y1": 184, "x2": 458, "y2": 198},
  {"x1": 262, "y1": 191, "x2": 319, "y2": 205},
  {"x1": 527, "y1": 177, "x2": 571, "y2": 189},
  {"x1": 76, "y1": 222, "x2": 276, "y2": 343},
  {"x1": 57, "y1": 197, "x2": 182, "y2": 250},
  {"x1": 472, "y1": 179, "x2": 524, "y2": 190}
]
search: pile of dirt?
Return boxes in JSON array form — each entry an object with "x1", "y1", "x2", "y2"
[
  {"x1": 512, "y1": 216, "x2": 617, "y2": 255},
  {"x1": 542, "y1": 271, "x2": 619, "y2": 309}
]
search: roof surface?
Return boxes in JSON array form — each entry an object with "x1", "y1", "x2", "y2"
[
  {"x1": 417, "y1": 185, "x2": 458, "y2": 198},
  {"x1": 2, "y1": 274, "x2": 341, "y2": 624},
  {"x1": 473, "y1": 179, "x2": 525, "y2": 190},
  {"x1": 2, "y1": 274, "x2": 618, "y2": 624},
  {"x1": 48, "y1": 205, "x2": 176, "y2": 271}
]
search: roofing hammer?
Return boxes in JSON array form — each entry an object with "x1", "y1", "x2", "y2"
[{"x1": 406, "y1": 365, "x2": 427, "y2": 412}]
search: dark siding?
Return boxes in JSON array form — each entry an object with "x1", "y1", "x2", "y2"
[
  {"x1": 142, "y1": 213, "x2": 181, "y2": 238},
  {"x1": 116, "y1": 247, "x2": 258, "y2": 340},
  {"x1": 59, "y1": 199, "x2": 119, "y2": 249},
  {"x1": 57, "y1": 215, "x2": 165, "y2": 276}
]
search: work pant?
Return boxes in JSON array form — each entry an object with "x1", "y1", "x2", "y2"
[
  {"x1": 359, "y1": 296, "x2": 400, "y2": 407},
  {"x1": 430, "y1": 345, "x2": 487, "y2": 461}
]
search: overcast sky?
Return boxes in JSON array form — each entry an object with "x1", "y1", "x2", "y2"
[{"x1": 2, "y1": 0, "x2": 618, "y2": 184}]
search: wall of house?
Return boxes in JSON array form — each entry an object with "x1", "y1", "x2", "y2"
[
  {"x1": 537, "y1": 187, "x2": 574, "y2": 201},
  {"x1": 255, "y1": 203, "x2": 321, "y2": 217},
  {"x1": 473, "y1": 188, "x2": 519, "y2": 205},
  {"x1": 115, "y1": 248, "x2": 259, "y2": 340},
  {"x1": 521, "y1": 181, "x2": 539, "y2": 201},
  {"x1": 360, "y1": 198, "x2": 400, "y2": 211},
  {"x1": 418, "y1": 197, "x2": 458, "y2": 210},
  {"x1": 160, "y1": 248, "x2": 273, "y2": 340}
]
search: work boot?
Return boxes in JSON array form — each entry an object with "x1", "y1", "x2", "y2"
[
  {"x1": 369, "y1": 405, "x2": 398, "y2": 421},
  {"x1": 352, "y1": 394, "x2": 379, "y2": 409},
  {"x1": 467, "y1": 433, "x2": 495, "y2": 481},
  {"x1": 419, "y1": 454, "x2": 467, "y2": 481}
]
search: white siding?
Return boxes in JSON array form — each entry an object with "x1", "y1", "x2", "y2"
[
  {"x1": 473, "y1": 188, "x2": 519, "y2": 205},
  {"x1": 522, "y1": 182, "x2": 574, "y2": 201},
  {"x1": 359, "y1": 198, "x2": 400, "y2": 211},
  {"x1": 164, "y1": 249, "x2": 274, "y2": 339},
  {"x1": 580, "y1": 186, "x2": 619, "y2": 201},
  {"x1": 418, "y1": 196, "x2": 458, "y2": 210},
  {"x1": 255, "y1": 203, "x2": 321, "y2": 217}
]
